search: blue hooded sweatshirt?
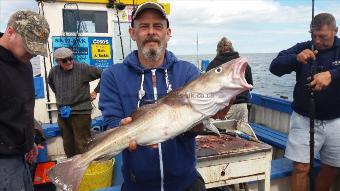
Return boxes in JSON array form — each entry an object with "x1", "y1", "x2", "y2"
[
  {"x1": 270, "y1": 36, "x2": 340, "y2": 120},
  {"x1": 99, "y1": 50, "x2": 200, "y2": 191}
]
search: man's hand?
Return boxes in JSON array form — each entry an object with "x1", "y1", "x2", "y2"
[
  {"x1": 309, "y1": 71, "x2": 332, "y2": 91},
  {"x1": 25, "y1": 143, "x2": 44, "y2": 165},
  {"x1": 119, "y1": 117, "x2": 132, "y2": 126},
  {"x1": 297, "y1": 49, "x2": 318, "y2": 64},
  {"x1": 119, "y1": 117, "x2": 136, "y2": 151},
  {"x1": 90, "y1": 91, "x2": 97, "y2": 101}
]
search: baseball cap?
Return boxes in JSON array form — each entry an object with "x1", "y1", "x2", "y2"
[
  {"x1": 131, "y1": 2, "x2": 169, "y2": 27},
  {"x1": 8, "y1": 10, "x2": 50, "y2": 56}
]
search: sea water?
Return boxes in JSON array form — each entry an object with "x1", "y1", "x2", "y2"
[
  {"x1": 32, "y1": 53, "x2": 295, "y2": 100},
  {"x1": 177, "y1": 53, "x2": 295, "y2": 100}
]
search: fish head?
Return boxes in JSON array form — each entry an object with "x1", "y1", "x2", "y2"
[
  {"x1": 187, "y1": 57, "x2": 253, "y2": 116},
  {"x1": 205, "y1": 57, "x2": 252, "y2": 92}
]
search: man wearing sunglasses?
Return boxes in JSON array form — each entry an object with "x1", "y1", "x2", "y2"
[{"x1": 48, "y1": 47, "x2": 102, "y2": 158}]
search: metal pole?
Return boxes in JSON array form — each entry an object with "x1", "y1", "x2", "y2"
[
  {"x1": 309, "y1": 0, "x2": 315, "y2": 190},
  {"x1": 309, "y1": 89, "x2": 315, "y2": 191},
  {"x1": 38, "y1": 1, "x2": 53, "y2": 124},
  {"x1": 116, "y1": 8, "x2": 125, "y2": 60},
  {"x1": 196, "y1": 33, "x2": 199, "y2": 69}
]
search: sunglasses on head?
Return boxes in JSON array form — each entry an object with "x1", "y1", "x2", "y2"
[{"x1": 60, "y1": 57, "x2": 73, "y2": 63}]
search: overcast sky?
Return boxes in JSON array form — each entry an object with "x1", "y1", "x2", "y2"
[{"x1": 1, "y1": 0, "x2": 340, "y2": 55}]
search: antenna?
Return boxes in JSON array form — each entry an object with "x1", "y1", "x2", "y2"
[
  {"x1": 309, "y1": 0, "x2": 315, "y2": 191},
  {"x1": 196, "y1": 33, "x2": 199, "y2": 69}
]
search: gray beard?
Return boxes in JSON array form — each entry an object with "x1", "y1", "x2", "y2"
[{"x1": 142, "y1": 46, "x2": 162, "y2": 62}]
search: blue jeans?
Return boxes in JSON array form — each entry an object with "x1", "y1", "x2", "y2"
[{"x1": 0, "y1": 155, "x2": 33, "y2": 191}]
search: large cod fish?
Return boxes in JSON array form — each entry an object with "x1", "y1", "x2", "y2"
[{"x1": 47, "y1": 57, "x2": 253, "y2": 191}]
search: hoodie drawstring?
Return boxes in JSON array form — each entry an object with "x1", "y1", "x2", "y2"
[
  {"x1": 165, "y1": 69, "x2": 172, "y2": 93},
  {"x1": 136, "y1": 69, "x2": 172, "y2": 191},
  {"x1": 151, "y1": 69, "x2": 159, "y2": 100},
  {"x1": 137, "y1": 74, "x2": 145, "y2": 108}
]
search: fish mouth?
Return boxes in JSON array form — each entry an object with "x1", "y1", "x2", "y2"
[{"x1": 236, "y1": 58, "x2": 253, "y2": 89}]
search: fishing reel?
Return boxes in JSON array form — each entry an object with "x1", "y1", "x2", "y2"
[{"x1": 310, "y1": 62, "x2": 325, "y2": 75}]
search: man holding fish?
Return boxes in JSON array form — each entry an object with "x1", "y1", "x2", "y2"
[
  {"x1": 99, "y1": 2, "x2": 250, "y2": 191},
  {"x1": 99, "y1": 2, "x2": 207, "y2": 191},
  {"x1": 47, "y1": 2, "x2": 251, "y2": 191}
]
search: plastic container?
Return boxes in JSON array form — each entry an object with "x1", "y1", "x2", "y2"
[
  {"x1": 36, "y1": 143, "x2": 48, "y2": 163},
  {"x1": 78, "y1": 159, "x2": 115, "y2": 191},
  {"x1": 33, "y1": 161, "x2": 57, "y2": 185},
  {"x1": 201, "y1": 60, "x2": 210, "y2": 72}
]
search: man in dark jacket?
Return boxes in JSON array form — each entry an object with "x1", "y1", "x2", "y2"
[
  {"x1": 270, "y1": 13, "x2": 340, "y2": 191},
  {"x1": 207, "y1": 37, "x2": 253, "y2": 122},
  {"x1": 0, "y1": 10, "x2": 50, "y2": 191},
  {"x1": 48, "y1": 47, "x2": 101, "y2": 158}
]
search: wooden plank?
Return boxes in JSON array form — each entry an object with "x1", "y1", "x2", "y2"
[
  {"x1": 198, "y1": 157, "x2": 266, "y2": 184},
  {"x1": 204, "y1": 175, "x2": 266, "y2": 189}
]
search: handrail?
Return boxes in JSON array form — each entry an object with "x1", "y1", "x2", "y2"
[{"x1": 250, "y1": 93, "x2": 293, "y2": 114}]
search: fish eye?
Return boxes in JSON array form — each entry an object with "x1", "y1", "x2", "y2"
[{"x1": 215, "y1": 67, "x2": 222, "y2": 73}]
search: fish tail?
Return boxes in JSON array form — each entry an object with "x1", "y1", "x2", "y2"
[{"x1": 47, "y1": 154, "x2": 90, "y2": 191}]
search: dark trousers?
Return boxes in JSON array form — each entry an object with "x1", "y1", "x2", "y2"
[
  {"x1": 0, "y1": 156, "x2": 33, "y2": 191},
  {"x1": 58, "y1": 114, "x2": 91, "y2": 158},
  {"x1": 185, "y1": 174, "x2": 206, "y2": 191}
]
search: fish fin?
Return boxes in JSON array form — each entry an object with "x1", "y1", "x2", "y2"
[
  {"x1": 236, "y1": 121, "x2": 258, "y2": 139},
  {"x1": 202, "y1": 119, "x2": 221, "y2": 136},
  {"x1": 47, "y1": 154, "x2": 89, "y2": 191},
  {"x1": 212, "y1": 119, "x2": 238, "y2": 131},
  {"x1": 131, "y1": 103, "x2": 158, "y2": 119},
  {"x1": 87, "y1": 128, "x2": 117, "y2": 150}
]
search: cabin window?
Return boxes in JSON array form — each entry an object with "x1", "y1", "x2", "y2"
[{"x1": 63, "y1": 10, "x2": 108, "y2": 33}]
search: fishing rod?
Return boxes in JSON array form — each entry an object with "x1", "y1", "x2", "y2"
[
  {"x1": 107, "y1": 1, "x2": 126, "y2": 61},
  {"x1": 116, "y1": 7, "x2": 125, "y2": 60},
  {"x1": 309, "y1": 0, "x2": 315, "y2": 190},
  {"x1": 37, "y1": 0, "x2": 53, "y2": 124},
  {"x1": 196, "y1": 33, "x2": 199, "y2": 69}
]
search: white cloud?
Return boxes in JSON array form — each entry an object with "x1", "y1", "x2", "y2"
[
  {"x1": 1, "y1": 0, "x2": 340, "y2": 55},
  {"x1": 168, "y1": 0, "x2": 310, "y2": 26},
  {"x1": 163, "y1": 0, "x2": 340, "y2": 54},
  {"x1": 0, "y1": 0, "x2": 38, "y2": 31}
]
